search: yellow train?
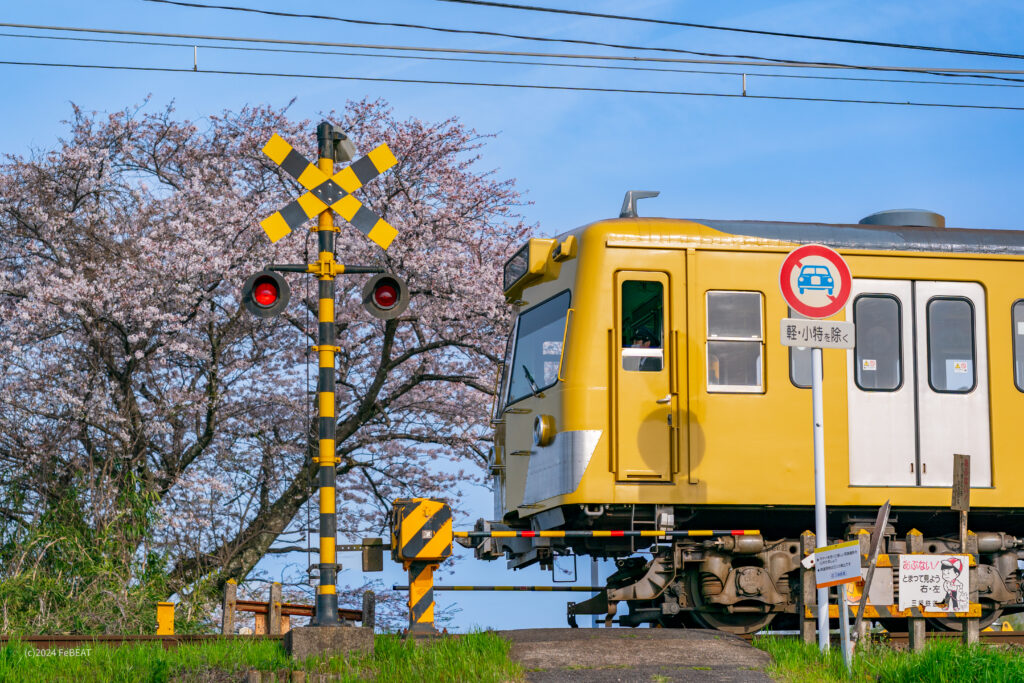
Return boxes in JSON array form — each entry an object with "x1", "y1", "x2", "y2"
[{"x1": 477, "y1": 195, "x2": 1024, "y2": 632}]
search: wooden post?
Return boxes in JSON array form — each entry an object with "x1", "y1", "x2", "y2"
[
  {"x1": 963, "y1": 531, "x2": 980, "y2": 645},
  {"x1": 362, "y1": 590, "x2": 376, "y2": 630},
  {"x1": 269, "y1": 582, "x2": 283, "y2": 635},
  {"x1": 853, "y1": 500, "x2": 891, "y2": 649},
  {"x1": 799, "y1": 530, "x2": 817, "y2": 645},
  {"x1": 906, "y1": 529, "x2": 926, "y2": 652},
  {"x1": 281, "y1": 614, "x2": 291, "y2": 634},
  {"x1": 222, "y1": 579, "x2": 237, "y2": 636},
  {"x1": 953, "y1": 454, "x2": 979, "y2": 644},
  {"x1": 254, "y1": 613, "x2": 267, "y2": 635}
]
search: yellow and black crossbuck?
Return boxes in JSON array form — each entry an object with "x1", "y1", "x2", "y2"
[{"x1": 260, "y1": 133, "x2": 398, "y2": 249}]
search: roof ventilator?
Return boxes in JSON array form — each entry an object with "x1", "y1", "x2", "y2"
[{"x1": 859, "y1": 209, "x2": 945, "y2": 228}]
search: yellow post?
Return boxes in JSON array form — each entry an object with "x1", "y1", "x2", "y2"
[{"x1": 156, "y1": 602, "x2": 175, "y2": 635}]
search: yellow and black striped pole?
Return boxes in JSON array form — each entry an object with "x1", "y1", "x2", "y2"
[
  {"x1": 390, "y1": 498, "x2": 454, "y2": 635},
  {"x1": 313, "y1": 122, "x2": 341, "y2": 626}
]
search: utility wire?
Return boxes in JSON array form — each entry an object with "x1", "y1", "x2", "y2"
[
  {"x1": 5, "y1": 31, "x2": 1022, "y2": 89},
  {"x1": 438, "y1": 0, "x2": 1024, "y2": 61},
  {"x1": 142, "y1": 0, "x2": 991, "y2": 76},
  {"x1": 5, "y1": 22, "x2": 1024, "y2": 78},
  {"x1": 2, "y1": 60, "x2": 1023, "y2": 111}
]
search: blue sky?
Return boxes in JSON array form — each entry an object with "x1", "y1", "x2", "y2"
[{"x1": 3, "y1": 0, "x2": 1023, "y2": 630}]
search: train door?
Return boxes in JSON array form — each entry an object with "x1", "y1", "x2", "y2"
[
  {"x1": 846, "y1": 281, "x2": 916, "y2": 486},
  {"x1": 613, "y1": 271, "x2": 674, "y2": 481},
  {"x1": 915, "y1": 281, "x2": 990, "y2": 486},
  {"x1": 846, "y1": 280, "x2": 991, "y2": 487}
]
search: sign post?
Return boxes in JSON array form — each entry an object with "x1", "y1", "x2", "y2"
[{"x1": 779, "y1": 244, "x2": 854, "y2": 652}]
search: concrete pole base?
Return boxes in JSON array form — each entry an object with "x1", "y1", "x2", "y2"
[{"x1": 284, "y1": 625, "x2": 374, "y2": 660}]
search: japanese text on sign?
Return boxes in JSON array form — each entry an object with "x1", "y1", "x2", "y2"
[
  {"x1": 898, "y1": 554, "x2": 970, "y2": 611},
  {"x1": 814, "y1": 540, "x2": 862, "y2": 589},
  {"x1": 779, "y1": 318, "x2": 855, "y2": 349}
]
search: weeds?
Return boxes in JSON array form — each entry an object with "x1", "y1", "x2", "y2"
[
  {"x1": 755, "y1": 635, "x2": 1024, "y2": 682},
  {"x1": 0, "y1": 631, "x2": 523, "y2": 683}
]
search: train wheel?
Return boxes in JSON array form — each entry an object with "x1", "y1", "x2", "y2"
[
  {"x1": 691, "y1": 606, "x2": 776, "y2": 634},
  {"x1": 687, "y1": 571, "x2": 776, "y2": 634}
]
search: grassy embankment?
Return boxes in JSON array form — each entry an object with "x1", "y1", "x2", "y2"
[
  {"x1": 756, "y1": 635, "x2": 1024, "y2": 682},
  {"x1": 0, "y1": 632, "x2": 523, "y2": 683}
]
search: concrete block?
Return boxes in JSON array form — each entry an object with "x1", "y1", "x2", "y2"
[{"x1": 284, "y1": 625, "x2": 374, "y2": 661}]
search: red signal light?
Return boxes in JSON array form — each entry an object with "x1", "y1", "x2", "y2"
[
  {"x1": 362, "y1": 273, "x2": 409, "y2": 320},
  {"x1": 242, "y1": 270, "x2": 291, "y2": 319},
  {"x1": 373, "y1": 283, "x2": 398, "y2": 309},
  {"x1": 254, "y1": 279, "x2": 279, "y2": 307}
]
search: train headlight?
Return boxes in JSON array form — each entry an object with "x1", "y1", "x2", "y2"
[{"x1": 533, "y1": 415, "x2": 555, "y2": 447}]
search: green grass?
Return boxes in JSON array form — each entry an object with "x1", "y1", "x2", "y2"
[
  {"x1": 754, "y1": 635, "x2": 1024, "y2": 682},
  {"x1": 0, "y1": 632, "x2": 523, "y2": 683}
]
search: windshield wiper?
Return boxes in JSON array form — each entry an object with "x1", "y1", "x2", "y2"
[{"x1": 521, "y1": 364, "x2": 541, "y2": 395}]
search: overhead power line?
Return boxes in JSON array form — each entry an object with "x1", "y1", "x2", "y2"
[
  {"x1": 5, "y1": 22, "x2": 1024, "y2": 78},
  {"x1": 438, "y1": 0, "x2": 1024, "y2": 61},
  {"x1": 5, "y1": 31, "x2": 1022, "y2": 89},
  {"x1": 141, "y1": 0, "x2": 972, "y2": 74},
  {"x1": 2, "y1": 60, "x2": 1023, "y2": 112}
]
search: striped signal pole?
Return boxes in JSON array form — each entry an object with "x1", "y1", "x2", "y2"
[{"x1": 313, "y1": 122, "x2": 341, "y2": 626}]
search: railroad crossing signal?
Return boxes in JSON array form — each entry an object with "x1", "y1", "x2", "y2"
[
  {"x1": 260, "y1": 133, "x2": 399, "y2": 250},
  {"x1": 240, "y1": 122, "x2": 408, "y2": 628}
]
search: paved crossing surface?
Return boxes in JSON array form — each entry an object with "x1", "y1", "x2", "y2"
[{"x1": 497, "y1": 628, "x2": 773, "y2": 682}]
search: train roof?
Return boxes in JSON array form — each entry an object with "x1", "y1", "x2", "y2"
[{"x1": 573, "y1": 217, "x2": 1024, "y2": 256}]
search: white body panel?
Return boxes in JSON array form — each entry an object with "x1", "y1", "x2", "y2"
[{"x1": 846, "y1": 280, "x2": 991, "y2": 487}]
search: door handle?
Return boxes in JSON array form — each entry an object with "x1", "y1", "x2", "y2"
[{"x1": 656, "y1": 394, "x2": 672, "y2": 405}]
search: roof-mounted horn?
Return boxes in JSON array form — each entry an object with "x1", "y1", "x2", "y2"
[{"x1": 619, "y1": 190, "x2": 660, "y2": 218}]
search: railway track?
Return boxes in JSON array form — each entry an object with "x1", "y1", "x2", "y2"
[
  {"x1": 0, "y1": 634, "x2": 282, "y2": 650},
  {"x1": 4, "y1": 629, "x2": 1022, "y2": 650},
  {"x1": 740, "y1": 630, "x2": 1024, "y2": 646}
]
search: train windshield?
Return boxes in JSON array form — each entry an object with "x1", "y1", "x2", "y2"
[{"x1": 504, "y1": 291, "x2": 571, "y2": 406}]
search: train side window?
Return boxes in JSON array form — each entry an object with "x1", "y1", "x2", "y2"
[
  {"x1": 788, "y1": 307, "x2": 811, "y2": 388},
  {"x1": 1014, "y1": 300, "x2": 1024, "y2": 391},
  {"x1": 853, "y1": 295, "x2": 903, "y2": 391},
  {"x1": 621, "y1": 280, "x2": 664, "y2": 372},
  {"x1": 927, "y1": 297, "x2": 976, "y2": 393},
  {"x1": 706, "y1": 291, "x2": 763, "y2": 392}
]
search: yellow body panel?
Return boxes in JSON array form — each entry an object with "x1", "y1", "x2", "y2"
[{"x1": 496, "y1": 217, "x2": 1024, "y2": 519}]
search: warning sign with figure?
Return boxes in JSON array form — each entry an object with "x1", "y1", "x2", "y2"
[
  {"x1": 898, "y1": 554, "x2": 970, "y2": 611},
  {"x1": 779, "y1": 244, "x2": 852, "y2": 319}
]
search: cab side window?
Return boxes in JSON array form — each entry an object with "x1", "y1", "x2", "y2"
[
  {"x1": 621, "y1": 280, "x2": 663, "y2": 372},
  {"x1": 788, "y1": 307, "x2": 811, "y2": 388},
  {"x1": 706, "y1": 291, "x2": 763, "y2": 392},
  {"x1": 1013, "y1": 301, "x2": 1024, "y2": 391}
]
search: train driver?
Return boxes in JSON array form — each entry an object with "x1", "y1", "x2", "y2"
[{"x1": 629, "y1": 327, "x2": 663, "y2": 372}]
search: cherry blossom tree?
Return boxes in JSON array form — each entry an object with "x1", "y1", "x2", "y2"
[{"x1": 0, "y1": 98, "x2": 529, "y2": 632}]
